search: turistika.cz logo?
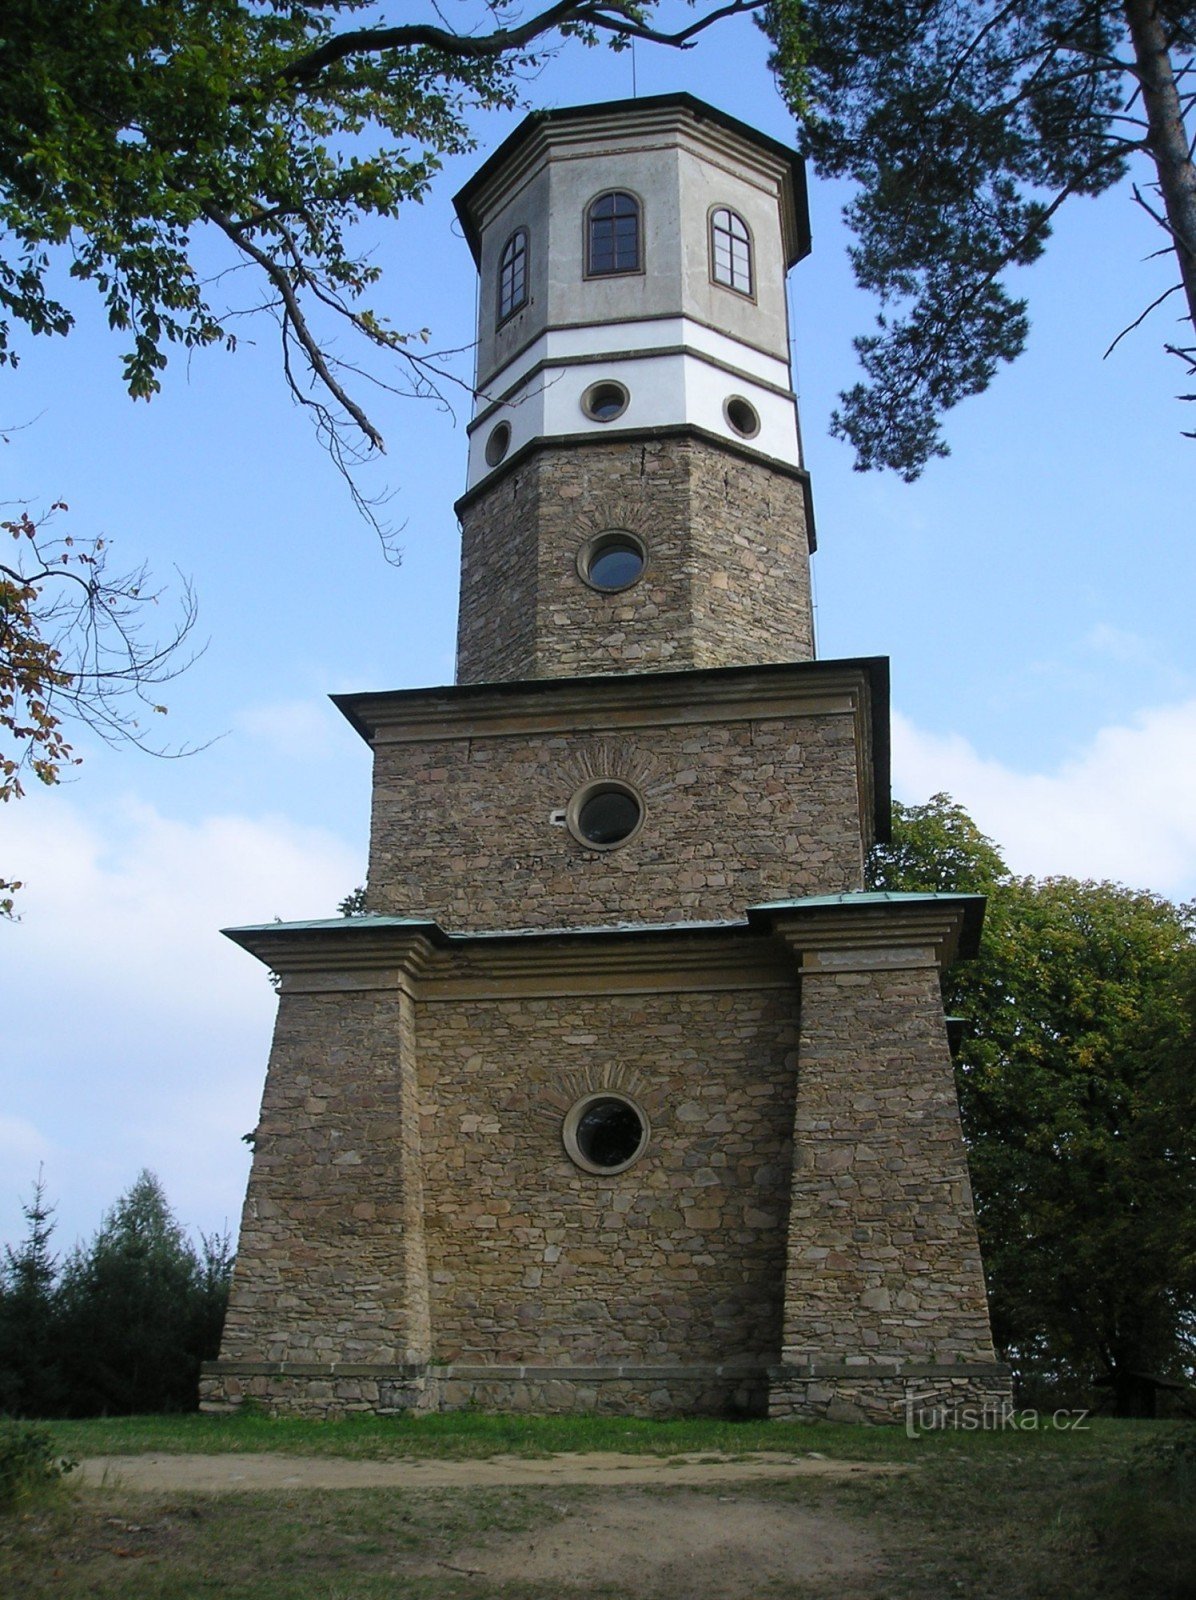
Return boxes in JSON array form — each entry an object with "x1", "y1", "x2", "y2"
[{"x1": 905, "y1": 1396, "x2": 1090, "y2": 1438}]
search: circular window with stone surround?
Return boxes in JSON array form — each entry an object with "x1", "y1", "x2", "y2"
[
  {"x1": 566, "y1": 778, "x2": 645, "y2": 850},
  {"x1": 578, "y1": 529, "x2": 647, "y2": 593},
  {"x1": 723, "y1": 394, "x2": 761, "y2": 439},
  {"x1": 581, "y1": 379, "x2": 630, "y2": 423},
  {"x1": 484, "y1": 420, "x2": 512, "y2": 466},
  {"x1": 563, "y1": 1092, "x2": 651, "y2": 1174}
]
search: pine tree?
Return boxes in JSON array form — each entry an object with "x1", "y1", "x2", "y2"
[
  {"x1": 56, "y1": 1171, "x2": 232, "y2": 1415},
  {"x1": 0, "y1": 1171, "x2": 66, "y2": 1415}
]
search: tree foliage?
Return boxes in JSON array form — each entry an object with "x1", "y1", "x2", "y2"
[
  {"x1": 0, "y1": 1172, "x2": 65, "y2": 1417},
  {"x1": 764, "y1": 0, "x2": 1196, "y2": 476},
  {"x1": 0, "y1": 1170, "x2": 233, "y2": 1416},
  {"x1": 1, "y1": 0, "x2": 764, "y2": 461},
  {"x1": 870, "y1": 794, "x2": 1196, "y2": 1414}
]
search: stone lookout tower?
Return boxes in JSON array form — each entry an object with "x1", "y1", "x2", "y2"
[{"x1": 203, "y1": 95, "x2": 1010, "y2": 1422}]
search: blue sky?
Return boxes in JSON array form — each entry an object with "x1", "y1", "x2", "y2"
[{"x1": 2, "y1": 13, "x2": 1193, "y2": 1257}]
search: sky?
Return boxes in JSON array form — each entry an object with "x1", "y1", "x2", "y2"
[{"x1": 2, "y1": 11, "x2": 1194, "y2": 1259}]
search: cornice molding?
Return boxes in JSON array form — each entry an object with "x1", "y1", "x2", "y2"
[
  {"x1": 468, "y1": 340, "x2": 797, "y2": 435},
  {"x1": 749, "y1": 895, "x2": 985, "y2": 968},
  {"x1": 334, "y1": 657, "x2": 882, "y2": 746},
  {"x1": 453, "y1": 424, "x2": 815, "y2": 537},
  {"x1": 223, "y1": 892, "x2": 984, "y2": 997}
]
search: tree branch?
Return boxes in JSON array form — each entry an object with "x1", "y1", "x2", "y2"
[
  {"x1": 1103, "y1": 279, "x2": 1184, "y2": 356},
  {"x1": 275, "y1": 0, "x2": 766, "y2": 89},
  {"x1": 201, "y1": 202, "x2": 386, "y2": 452}
]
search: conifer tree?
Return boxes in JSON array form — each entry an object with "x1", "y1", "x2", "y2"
[
  {"x1": 55, "y1": 1171, "x2": 233, "y2": 1415},
  {"x1": 0, "y1": 1172, "x2": 65, "y2": 1416}
]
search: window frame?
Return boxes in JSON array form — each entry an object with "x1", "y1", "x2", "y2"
[
  {"x1": 562, "y1": 1091, "x2": 651, "y2": 1176},
  {"x1": 565, "y1": 777, "x2": 646, "y2": 851},
  {"x1": 709, "y1": 206, "x2": 754, "y2": 299},
  {"x1": 585, "y1": 189, "x2": 643, "y2": 279},
  {"x1": 580, "y1": 378, "x2": 631, "y2": 424},
  {"x1": 497, "y1": 227, "x2": 529, "y2": 325},
  {"x1": 577, "y1": 529, "x2": 648, "y2": 593}
]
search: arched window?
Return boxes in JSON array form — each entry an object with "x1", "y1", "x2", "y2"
[
  {"x1": 498, "y1": 228, "x2": 528, "y2": 322},
  {"x1": 710, "y1": 207, "x2": 752, "y2": 296},
  {"x1": 586, "y1": 191, "x2": 641, "y2": 276}
]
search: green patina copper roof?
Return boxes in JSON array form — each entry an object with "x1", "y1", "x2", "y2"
[
  {"x1": 223, "y1": 916, "x2": 434, "y2": 935},
  {"x1": 748, "y1": 892, "x2": 985, "y2": 910},
  {"x1": 224, "y1": 891, "x2": 984, "y2": 946}
]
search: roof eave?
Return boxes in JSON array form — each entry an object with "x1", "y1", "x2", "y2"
[{"x1": 453, "y1": 92, "x2": 811, "y2": 267}]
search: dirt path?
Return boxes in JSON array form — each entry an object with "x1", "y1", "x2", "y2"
[
  {"x1": 427, "y1": 1487, "x2": 882, "y2": 1596},
  {"x1": 68, "y1": 1451, "x2": 904, "y2": 1597},
  {"x1": 77, "y1": 1448, "x2": 902, "y2": 1493}
]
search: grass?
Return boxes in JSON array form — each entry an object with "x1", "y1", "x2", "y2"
[
  {"x1": 2, "y1": 1414, "x2": 1191, "y2": 1599},
  {"x1": 44, "y1": 1407, "x2": 1169, "y2": 1464},
  {"x1": 0, "y1": 1484, "x2": 563, "y2": 1600}
]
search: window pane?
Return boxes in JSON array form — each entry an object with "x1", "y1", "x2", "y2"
[
  {"x1": 498, "y1": 231, "x2": 528, "y2": 320},
  {"x1": 577, "y1": 789, "x2": 641, "y2": 844},
  {"x1": 587, "y1": 539, "x2": 644, "y2": 589},
  {"x1": 711, "y1": 208, "x2": 751, "y2": 294},
  {"x1": 575, "y1": 1098, "x2": 644, "y2": 1167},
  {"x1": 588, "y1": 192, "x2": 640, "y2": 275}
]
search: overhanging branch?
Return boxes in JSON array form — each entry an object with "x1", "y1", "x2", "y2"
[
  {"x1": 275, "y1": 0, "x2": 766, "y2": 89},
  {"x1": 202, "y1": 201, "x2": 386, "y2": 452}
]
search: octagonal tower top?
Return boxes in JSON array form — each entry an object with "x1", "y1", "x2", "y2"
[{"x1": 454, "y1": 93, "x2": 811, "y2": 492}]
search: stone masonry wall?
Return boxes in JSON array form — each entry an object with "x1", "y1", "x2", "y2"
[
  {"x1": 216, "y1": 988, "x2": 430, "y2": 1371},
  {"x1": 416, "y1": 986, "x2": 800, "y2": 1369},
  {"x1": 202, "y1": 920, "x2": 1008, "y2": 1421},
  {"x1": 771, "y1": 947, "x2": 1003, "y2": 1422},
  {"x1": 687, "y1": 448, "x2": 813, "y2": 672},
  {"x1": 456, "y1": 460, "x2": 540, "y2": 684},
  {"x1": 455, "y1": 436, "x2": 813, "y2": 684},
  {"x1": 368, "y1": 710, "x2": 865, "y2": 930}
]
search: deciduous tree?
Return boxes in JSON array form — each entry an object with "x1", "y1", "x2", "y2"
[
  {"x1": 2, "y1": 0, "x2": 765, "y2": 461},
  {"x1": 869, "y1": 795, "x2": 1196, "y2": 1414},
  {"x1": 1, "y1": 501, "x2": 197, "y2": 913}
]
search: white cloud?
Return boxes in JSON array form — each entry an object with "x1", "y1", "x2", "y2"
[
  {"x1": 0, "y1": 792, "x2": 362, "y2": 1251},
  {"x1": 235, "y1": 696, "x2": 343, "y2": 759},
  {"x1": 0, "y1": 1113, "x2": 54, "y2": 1170},
  {"x1": 892, "y1": 698, "x2": 1196, "y2": 898}
]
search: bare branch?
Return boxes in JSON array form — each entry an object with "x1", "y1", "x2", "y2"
[
  {"x1": 202, "y1": 202, "x2": 386, "y2": 452},
  {"x1": 1103, "y1": 280, "x2": 1185, "y2": 356},
  {"x1": 1131, "y1": 179, "x2": 1184, "y2": 247}
]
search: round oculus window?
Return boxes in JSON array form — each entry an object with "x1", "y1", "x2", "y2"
[
  {"x1": 724, "y1": 395, "x2": 761, "y2": 439},
  {"x1": 567, "y1": 779, "x2": 644, "y2": 849},
  {"x1": 582, "y1": 380, "x2": 630, "y2": 423},
  {"x1": 484, "y1": 420, "x2": 512, "y2": 466},
  {"x1": 563, "y1": 1092, "x2": 650, "y2": 1175},
  {"x1": 579, "y1": 530, "x2": 646, "y2": 592}
]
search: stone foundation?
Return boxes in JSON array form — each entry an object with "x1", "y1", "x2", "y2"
[
  {"x1": 201, "y1": 1362, "x2": 769, "y2": 1419},
  {"x1": 768, "y1": 1362, "x2": 1013, "y2": 1426},
  {"x1": 200, "y1": 1362, "x2": 433, "y2": 1418},
  {"x1": 202, "y1": 1356, "x2": 1013, "y2": 1425}
]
